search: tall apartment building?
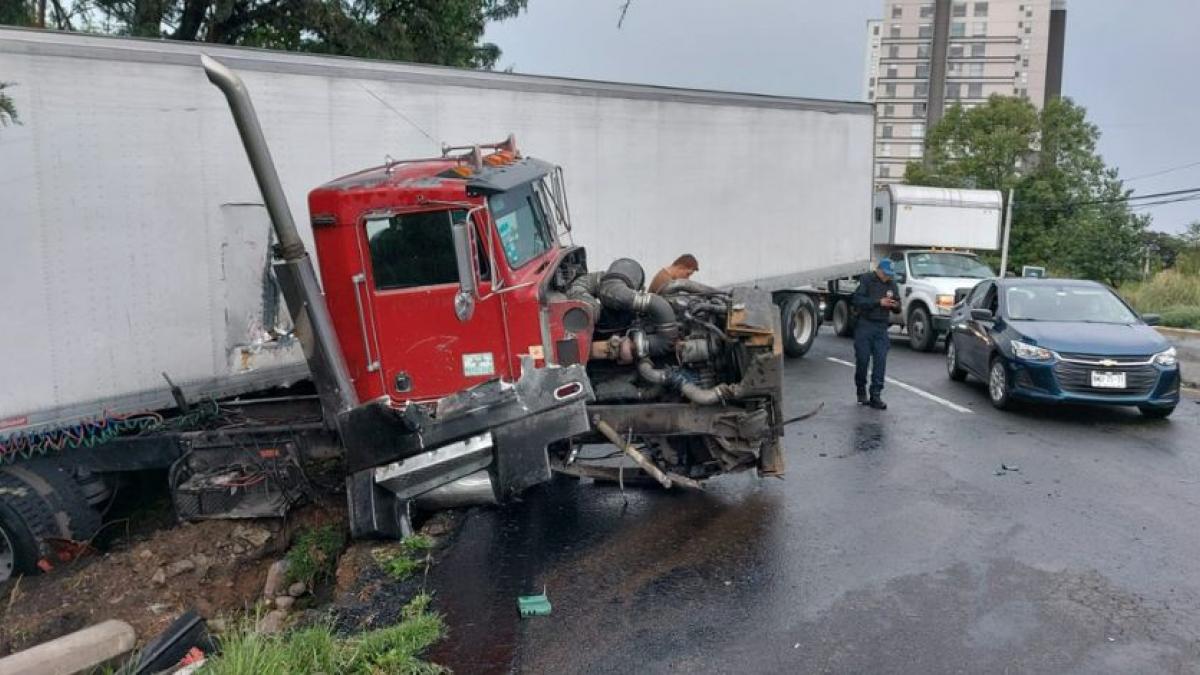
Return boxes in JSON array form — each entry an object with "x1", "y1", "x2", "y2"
[{"x1": 863, "y1": 0, "x2": 1067, "y2": 185}]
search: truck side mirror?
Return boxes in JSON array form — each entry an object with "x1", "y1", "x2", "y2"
[
  {"x1": 970, "y1": 308, "x2": 994, "y2": 322},
  {"x1": 451, "y1": 220, "x2": 477, "y2": 321}
]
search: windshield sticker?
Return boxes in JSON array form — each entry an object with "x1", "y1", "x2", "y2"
[{"x1": 495, "y1": 212, "x2": 521, "y2": 262}]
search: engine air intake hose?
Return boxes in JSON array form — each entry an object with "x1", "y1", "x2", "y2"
[
  {"x1": 596, "y1": 260, "x2": 678, "y2": 355},
  {"x1": 636, "y1": 358, "x2": 739, "y2": 406}
]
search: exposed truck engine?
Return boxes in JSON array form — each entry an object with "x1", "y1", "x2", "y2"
[{"x1": 560, "y1": 260, "x2": 785, "y2": 481}]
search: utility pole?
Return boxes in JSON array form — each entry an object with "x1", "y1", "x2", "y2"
[{"x1": 999, "y1": 188, "x2": 1014, "y2": 278}]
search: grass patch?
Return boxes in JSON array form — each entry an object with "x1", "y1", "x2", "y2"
[
  {"x1": 286, "y1": 525, "x2": 345, "y2": 587},
  {"x1": 1120, "y1": 269, "x2": 1200, "y2": 330},
  {"x1": 199, "y1": 595, "x2": 445, "y2": 674},
  {"x1": 372, "y1": 536, "x2": 433, "y2": 582}
]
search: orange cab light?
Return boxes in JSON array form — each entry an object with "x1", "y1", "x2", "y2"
[{"x1": 451, "y1": 165, "x2": 473, "y2": 177}]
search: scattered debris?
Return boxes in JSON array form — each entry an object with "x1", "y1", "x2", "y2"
[
  {"x1": 275, "y1": 595, "x2": 296, "y2": 611},
  {"x1": 129, "y1": 610, "x2": 212, "y2": 675},
  {"x1": 519, "y1": 589, "x2": 552, "y2": 618},
  {"x1": 1002, "y1": 463, "x2": 1020, "y2": 472},
  {"x1": 287, "y1": 581, "x2": 307, "y2": 597}
]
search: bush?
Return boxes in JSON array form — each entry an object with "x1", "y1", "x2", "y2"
[
  {"x1": 200, "y1": 595, "x2": 445, "y2": 674},
  {"x1": 285, "y1": 525, "x2": 346, "y2": 587},
  {"x1": 1121, "y1": 269, "x2": 1200, "y2": 319},
  {"x1": 1159, "y1": 306, "x2": 1200, "y2": 330}
]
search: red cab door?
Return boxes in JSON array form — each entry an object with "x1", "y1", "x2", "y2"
[{"x1": 354, "y1": 208, "x2": 511, "y2": 402}]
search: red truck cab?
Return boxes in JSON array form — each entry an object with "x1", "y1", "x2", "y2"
[{"x1": 308, "y1": 140, "x2": 594, "y2": 407}]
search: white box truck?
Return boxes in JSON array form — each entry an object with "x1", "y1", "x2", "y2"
[{"x1": 826, "y1": 184, "x2": 1003, "y2": 351}]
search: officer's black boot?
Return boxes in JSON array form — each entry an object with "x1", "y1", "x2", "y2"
[
  {"x1": 857, "y1": 388, "x2": 869, "y2": 405},
  {"x1": 869, "y1": 395, "x2": 888, "y2": 410}
]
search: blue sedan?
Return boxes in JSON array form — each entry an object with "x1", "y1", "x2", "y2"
[{"x1": 946, "y1": 278, "x2": 1181, "y2": 418}]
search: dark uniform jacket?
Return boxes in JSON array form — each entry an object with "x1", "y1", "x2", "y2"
[{"x1": 852, "y1": 272, "x2": 902, "y2": 323}]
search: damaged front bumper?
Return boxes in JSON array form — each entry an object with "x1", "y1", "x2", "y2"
[{"x1": 341, "y1": 358, "x2": 593, "y2": 538}]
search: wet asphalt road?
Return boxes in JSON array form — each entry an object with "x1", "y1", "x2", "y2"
[{"x1": 427, "y1": 327, "x2": 1200, "y2": 674}]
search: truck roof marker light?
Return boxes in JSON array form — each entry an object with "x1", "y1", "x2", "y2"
[{"x1": 451, "y1": 166, "x2": 473, "y2": 177}]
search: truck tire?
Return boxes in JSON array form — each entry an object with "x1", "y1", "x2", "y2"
[
  {"x1": 0, "y1": 462, "x2": 103, "y2": 581},
  {"x1": 908, "y1": 305, "x2": 937, "y2": 352},
  {"x1": 831, "y1": 298, "x2": 855, "y2": 338},
  {"x1": 780, "y1": 294, "x2": 818, "y2": 358}
]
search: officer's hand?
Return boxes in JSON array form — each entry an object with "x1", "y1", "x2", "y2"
[{"x1": 880, "y1": 298, "x2": 897, "y2": 308}]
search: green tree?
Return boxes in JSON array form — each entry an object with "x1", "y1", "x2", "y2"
[
  {"x1": 906, "y1": 95, "x2": 1147, "y2": 286},
  {"x1": 1, "y1": 0, "x2": 527, "y2": 69},
  {"x1": 1179, "y1": 221, "x2": 1200, "y2": 248}
]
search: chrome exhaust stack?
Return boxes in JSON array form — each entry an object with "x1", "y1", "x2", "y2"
[{"x1": 201, "y1": 55, "x2": 358, "y2": 420}]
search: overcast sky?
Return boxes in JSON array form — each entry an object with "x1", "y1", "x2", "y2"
[{"x1": 486, "y1": 0, "x2": 1199, "y2": 234}]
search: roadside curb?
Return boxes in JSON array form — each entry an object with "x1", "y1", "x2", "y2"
[{"x1": 1156, "y1": 327, "x2": 1200, "y2": 388}]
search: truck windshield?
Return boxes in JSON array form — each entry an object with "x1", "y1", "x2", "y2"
[
  {"x1": 908, "y1": 252, "x2": 993, "y2": 279},
  {"x1": 1006, "y1": 285, "x2": 1139, "y2": 324},
  {"x1": 488, "y1": 182, "x2": 552, "y2": 269}
]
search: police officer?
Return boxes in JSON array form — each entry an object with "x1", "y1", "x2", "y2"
[{"x1": 852, "y1": 259, "x2": 901, "y2": 409}]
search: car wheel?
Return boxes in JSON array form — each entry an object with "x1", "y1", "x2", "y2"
[
  {"x1": 780, "y1": 294, "x2": 818, "y2": 358},
  {"x1": 1138, "y1": 404, "x2": 1175, "y2": 419},
  {"x1": 908, "y1": 306, "x2": 937, "y2": 352},
  {"x1": 946, "y1": 339, "x2": 968, "y2": 382},
  {"x1": 832, "y1": 299, "x2": 855, "y2": 338},
  {"x1": 988, "y1": 357, "x2": 1013, "y2": 410}
]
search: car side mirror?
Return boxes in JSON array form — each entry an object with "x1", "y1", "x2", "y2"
[
  {"x1": 451, "y1": 220, "x2": 477, "y2": 321},
  {"x1": 970, "y1": 308, "x2": 994, "y2": 322},
  {"x1": 1142, "y1": 313, "x2": 1161, "y2": 326}
]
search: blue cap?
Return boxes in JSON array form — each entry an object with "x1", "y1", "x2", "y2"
[{"x1": 877, "y1": 259, "x2": 895, "y2": 277}]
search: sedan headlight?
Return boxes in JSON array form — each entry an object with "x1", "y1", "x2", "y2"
[
  {"x1": 1153, "y1": 347, "x2": 1178, "y2": 367},
  {"x1": 935, "y1": 294, "x2": 956, "y2": 313},
  {"x1": 1011, "y1": 340, "x2": 1054, "y2": 361}
]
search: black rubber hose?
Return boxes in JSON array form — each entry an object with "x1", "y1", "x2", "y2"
[{"x1": 656, "y1": 279, "x2": 727, "y2": 296}]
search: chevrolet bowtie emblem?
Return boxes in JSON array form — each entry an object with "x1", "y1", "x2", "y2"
[{"x1": 1098, "y1": 359, "x2": 1118, "y2": 367}]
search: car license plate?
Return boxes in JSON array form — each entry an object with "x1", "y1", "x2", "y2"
[{"x1": 1091, "y1": 371, "x2": 1126, "y2": 389}]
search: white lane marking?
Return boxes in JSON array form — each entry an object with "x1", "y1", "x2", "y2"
[{"x1": 825, "y1": 357, "x2": 974, "y2": 414}]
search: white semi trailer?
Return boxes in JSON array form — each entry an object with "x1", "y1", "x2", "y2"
[
  {"x1": 0, "y1": 28, "x2": 873, "y2": 576},
  {"x1": 0, "y1": 27, "x2": 873, "y2": 439},
  {"x1": 826, "y1": 184, "x2": 1004, "y2": 351}
]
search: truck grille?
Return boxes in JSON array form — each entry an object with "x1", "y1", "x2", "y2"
[{"x1": 1053, "y1": 361, "x2": 1159, "y2": 396}]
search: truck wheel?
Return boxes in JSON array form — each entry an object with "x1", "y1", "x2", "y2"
[
  {"x1": 831, "y1": 299, "x2": 855, "y2": 338},
  {"x1": 908, "y1": 306, "x2": 937, "y2": 352},
  {"x1": 781, "y1": 294, "x2": 818, "y2": 358},
  {"x1": 0, "y1": 463, "x2": 103, "y2": 581}
]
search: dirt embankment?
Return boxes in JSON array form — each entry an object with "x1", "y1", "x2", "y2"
[{"x1": 0, "y1": 504, "x2": 345, "y2": 656}]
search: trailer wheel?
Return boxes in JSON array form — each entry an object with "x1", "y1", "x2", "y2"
[
  {"x1": 780, "y1": 294, "x2": 818, "y2": 358},
  {"x1": 832, "y1": 298, "x2": 856, "y2": 338},
  {"x1": 0, "y1": 463, "x2": 103, "y2": 581}
]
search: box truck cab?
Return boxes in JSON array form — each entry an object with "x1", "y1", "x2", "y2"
[
  {"x1": 887, "y1": 248, "x2": 995, "y2": 350},
  {"x1": 827, "y1": 185, "x2": 1002, "y2": 351},
  {"x1": 875, "y1": 185, "x2": 1002, "y2": 351}
]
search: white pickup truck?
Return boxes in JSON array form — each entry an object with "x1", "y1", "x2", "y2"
[{"x1": 827, "y1": 185, "x2": 1003, "y2": 351}]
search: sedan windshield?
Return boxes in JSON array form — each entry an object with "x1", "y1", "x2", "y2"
[
  {"x1": 908, "y1": 252, "x2": 994, "y2": 279},
  {"x1": 1005, "y1": 284, "x2": 1139, "y2": 324}
]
